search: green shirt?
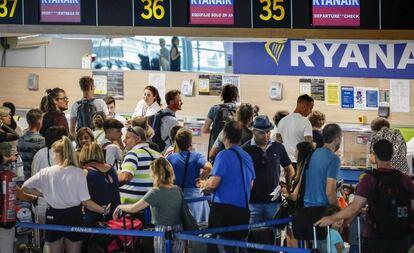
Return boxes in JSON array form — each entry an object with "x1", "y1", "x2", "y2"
[{"x1": 142, "y1": 186, "x2": 182, "y2": 226}]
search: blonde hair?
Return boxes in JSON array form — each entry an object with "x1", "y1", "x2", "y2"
[
  {"x1": 79, "y1": 142, "x2": 105, "y2": 165},
  {"x1": 52, "y1": 136, "x2": 79, "y2": 167},
  {"x1": 150, "y1": 157, "x2": 175, "y2": 187}
]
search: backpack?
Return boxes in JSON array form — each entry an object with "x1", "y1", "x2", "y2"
[
  {"x1": 147, "y1": 110, "x2": 174, "y2": 151},
  {"x1": 367, "y1": 169, "x2": 414, "y2": 239},
  {"x1": 76, "y1": 98, "x2": 97, "y2": 131},
  {"x1": 208, "y1": 104, "x2": 236, "y2": 151}
]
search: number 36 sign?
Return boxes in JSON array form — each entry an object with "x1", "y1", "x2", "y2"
[{"x1": 135, "y1": 0, "x2": 170, "y2": 27}]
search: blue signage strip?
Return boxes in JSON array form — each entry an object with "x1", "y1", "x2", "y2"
[{"x1": 233, "y1": 40, "x2": 414, "y2": 79}]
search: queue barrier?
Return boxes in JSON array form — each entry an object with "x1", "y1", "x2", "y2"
[{"x1": 15, "y1": 196, "x2": 311, "y2": 253}]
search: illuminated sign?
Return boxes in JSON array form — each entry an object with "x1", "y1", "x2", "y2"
[
  {"x1": 312, "y1": 0, "x2": 360, "y2": 26},
  {"x1": 40, "y1": 0, "x2": 81, "y2": 23},
  {"x1": 189, "y1": 0, "x2": 234, "y2": 25}
]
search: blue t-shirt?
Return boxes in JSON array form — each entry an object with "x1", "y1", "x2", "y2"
[
  {"x1": 304, "y1": 147, "x2": 340, "y2": 207},
  {"x1": 212, "y1": 145, "x2": 256, "y2": 208},
  {"x1": 167, "y1": 151, "x2": 207, "y2": 188},
  {"x1": 328, "y1": 228, "x2": 344, "y2": 253}
]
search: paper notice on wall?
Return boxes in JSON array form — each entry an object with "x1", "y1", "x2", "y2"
[
  {"x1": 311, "y1": 79, "x2": 325, "y2": 101},
  {"x1": 149, "y1": 73, "x2": 166, "y2": 104},
  {"x1": 354, "y1": 87, "x2": 366, "y2": 110},
  {"x1": 379, "y1": 90, "x2": 390, "y2": 107},
  {"x1": 390, "y1": 79, "x2": 410, "y2": 112},
  {"x1": 365, "y1": 88, "x2": 379, "y2": 110},
  {"x1": 93, "y1": 75, "x2": 108, "y2": 95},
  {"x1": 198, "y1": 78, "x2": 210, "y2": 94},
  {"x1": 223, "y1": 75, "x2": 241, "y2": 98},
  {"x1": 341, "y1": 86, "x2": 354, "y2": 108},
  {"x1": 299, "y1": 78, "x2": 311, "y2": 95},
  {"x1": 325, "y1": 83, "x2": 340, "y2": 105}
]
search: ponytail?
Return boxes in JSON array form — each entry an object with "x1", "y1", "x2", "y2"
[
  {"x1": 42, "y1": 87, "x2": 65, "y2": 112},
  {"x1": 52, "y1": 136, "x2": 79, "y2": 168}
]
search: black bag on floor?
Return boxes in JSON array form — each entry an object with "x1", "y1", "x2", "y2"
[
  {"x1": 292, "y1": 206, "x2": 327, "y2": 240},
  {"x1": 247, "y1": 228, "x2": 274, "y2": 253}
]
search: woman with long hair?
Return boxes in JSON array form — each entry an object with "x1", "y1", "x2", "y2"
[
  {"x1": 132, "y1": 85, "x2": 162, "y2": 118},
  {"x1": 113, "y1": 157, "x2": 184, "y2": 253},
  {"x1": 79, "y1": 142, "x2": 120, "y2": 225},
  {"x1": 39, "y1": 88, "x2": 70, "y2": 136},
  {"x1": 282, "y1": 141, "x2": 314, "y2": 248},
  {"x1": 22, "y1": 136, "x2": 109, "y2": 253}
]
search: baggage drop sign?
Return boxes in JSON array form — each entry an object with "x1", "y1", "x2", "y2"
[{"x1": 189, "y1": 0, "x2": 234, "y2": 25}]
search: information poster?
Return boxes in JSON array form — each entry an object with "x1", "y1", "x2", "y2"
[
  {"x1": 311, "y1": 79, "x2": 325, "y2": 101},
  {"x1": 354, "y1": 87, "x2": 366, "y2": 110},
  {"x1": 223, "y1": 75, "x2": 241, "y2": 98},
  {"x1": 40, "y1": 0, "x2": 81, "y2": 23},
  {"x1": 379, "y1": 90, "x2": 390, "y2": 107},
  {"x1": 365, "y1": 88, "x2": 379, "y2": 110},
  {"x1": 325, "y1": 83, "x2": 339, "y2": 105},
  {"x1": 341, "y1": 86, "x2": 354, "y2": 108},
  {"x1": 312, "y1": 0, "x2": 360, "y2": 26},
  {"x1": 189, "y1": 0, "x2": 234, "y2": 25},
  {"x1": 149, "y1": 73, "x2": 166, "y2": 104},
  {"x1": 299, "y1": 78, "x2": 311, "y2": 96},
  {"x1": 93, "y1": 71, "x2": 124, "y2": 100},
  {"x1": 390, "y1": 79, "x2": 410, "y2": 112},
  {"x1": 198, "y1": 75, "x2": 222, "y2": 96}
]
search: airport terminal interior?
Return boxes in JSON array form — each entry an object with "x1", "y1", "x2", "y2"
[{"x1": 0, "y1": 0, "x2": 414, "y2": 253}]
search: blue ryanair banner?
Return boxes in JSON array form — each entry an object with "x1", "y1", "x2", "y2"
[{"x1": 233, "y1": 40, "x2": 414, "y2": 79}]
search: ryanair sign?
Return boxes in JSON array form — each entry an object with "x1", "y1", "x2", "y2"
[{"x1": 233, "y1": 40, "x2": 414, "y2": 79}]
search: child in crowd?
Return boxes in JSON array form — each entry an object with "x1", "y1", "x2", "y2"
[{"x1": 324, "y1": 205, "x2": 345, "y2": 253}]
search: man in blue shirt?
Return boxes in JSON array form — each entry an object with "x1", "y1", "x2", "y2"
[
  {"x1": 200, "y1": 120, "x2": 255, "y2": 253},
  {"x1": 304, "y1": 123, "x2": 342, "y2": 208}
]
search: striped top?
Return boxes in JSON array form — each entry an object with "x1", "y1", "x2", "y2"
[{"x1": 119, "y1": 143, "x2": 161, "y2": 204}]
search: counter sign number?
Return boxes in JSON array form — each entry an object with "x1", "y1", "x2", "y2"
[
  {"x1": 140, "y1": 0, "x2": 165, "y2": 20},
  {"x1": 259, "y1": 0, "x2": 285, "y2": 21},
  {"x1": 0, "y1": 0, "x2": 18, "y2": 18},
  {"x1": 135, "y1": 0, "x2": 170, "y2": 27},
  {"x1": 253, "y1": 0, "x2": 290, "y2": 28}
]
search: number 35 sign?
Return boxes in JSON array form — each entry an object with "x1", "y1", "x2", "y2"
[
  {"x1": 252, "y1": 0, "x2": 291, "y2": 28},
  {"x1": 135, "y1": 0, "x2": 170, "y2": 27}
]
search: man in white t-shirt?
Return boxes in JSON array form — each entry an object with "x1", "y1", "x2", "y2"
[
  {"x1": 276, "y1": 94, "x2": 314, "y2": 165},
  {"x1": 104, "y1": 96, "x2": 127, "y2": 125},
  {"x1": 70, "y1": 76, "x2": 109, "y2": 137},
  {"x1": 100, "y1": 118, "x2": 124, "y2": 170}
]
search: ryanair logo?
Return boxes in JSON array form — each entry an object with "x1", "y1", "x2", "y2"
[{"x1": 265, "y1": 40, "x2": 287, "y2": 66}]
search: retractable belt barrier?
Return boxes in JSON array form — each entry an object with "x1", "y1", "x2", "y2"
[{"x1": 16, "y1": 196, "x2": 309, "y2": 253}]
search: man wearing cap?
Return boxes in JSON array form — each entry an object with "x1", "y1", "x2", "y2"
[
  {"x1": 0, "y1": 106, "x2": 19, "y2": 143},
  {"x1": 100, "y1": 118, "x2": 124, "y2": 170},
  {"x1": 242, "y1": 115, "x2": 295, "y2": 224},
  {"x1": 118, "y1": 126, "x2": 161, "y2": 204}
]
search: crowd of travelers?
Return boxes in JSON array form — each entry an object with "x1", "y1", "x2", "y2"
[{"x1": 0, "y1": 75, "x2": 413, "y2": 253}]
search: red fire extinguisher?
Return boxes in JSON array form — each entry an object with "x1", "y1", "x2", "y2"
[{"x1": 0, "y1": 169, "x2": 16, "y2": 228}]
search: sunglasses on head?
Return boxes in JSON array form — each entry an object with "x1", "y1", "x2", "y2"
[{"x1": 127, "y1": 127, "x2": 140, "y2": 137}]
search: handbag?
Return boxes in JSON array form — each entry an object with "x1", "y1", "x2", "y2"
[
  {"x1": 180, "y1": 189, "x2": 199, "y2": 231},
  {"x1": 180, "y1": 153, "x2": 199, "y2": 231},
  {"x1": 209, "y1": 148, "x2": 251, "y2": 239},
  {"x1": 273, "y1": 199, "x2": 290, "y2": 229}
]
